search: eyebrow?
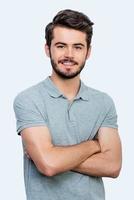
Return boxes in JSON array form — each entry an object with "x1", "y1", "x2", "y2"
[{"x1": 55, "y1": 42, "x2": 85, "y2": 47}]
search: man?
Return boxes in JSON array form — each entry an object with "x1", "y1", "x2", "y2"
[{"x1": 13, "y1": 9, "x2": 122, "y2": 200}]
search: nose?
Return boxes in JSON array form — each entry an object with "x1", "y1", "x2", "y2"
[{"x1": 64, "y1": 47, "x2": 74, "y2": 58}]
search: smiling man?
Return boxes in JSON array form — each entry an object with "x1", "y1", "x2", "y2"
[
  {"x1": 46, "y1": 27, "x2": 89, "y2": 80},
  {"x1": 13, "y1": 9, "x2": 122, "y2": 200}
]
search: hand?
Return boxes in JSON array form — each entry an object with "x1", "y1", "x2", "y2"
[
  {"x1": 92, "y1": 139, "x2": 101, "y2": 152},
  {"x1": 24, "y1": 148, "x2": 31, "y2": 159}
]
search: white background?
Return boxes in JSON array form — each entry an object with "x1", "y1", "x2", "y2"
[{"x1": 0, "y1": 0, "x2": 133, "y2": 199}]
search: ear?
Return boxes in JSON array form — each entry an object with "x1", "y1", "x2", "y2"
[
  {"x1": 45, "y1": 44, "x2": 50, "y2": 57},
  {"x1": 86, "y1": 46, "x2": 91, "y2": 60}
]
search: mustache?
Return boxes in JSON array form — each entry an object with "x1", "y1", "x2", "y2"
[{"x1": 58, "y1": 58, "x2": 78, "y2": 65}]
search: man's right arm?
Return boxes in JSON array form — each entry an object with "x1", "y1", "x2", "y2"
[{"x1": 21, "y1": 126, "x2": 100, "y2": 176}]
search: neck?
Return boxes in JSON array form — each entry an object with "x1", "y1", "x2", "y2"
[{"x1": 50, "y1": 72, "x2": 81, "y2": 101}]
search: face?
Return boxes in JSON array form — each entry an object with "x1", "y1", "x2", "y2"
[{"x1": 45, "y1": 26, "x2": 91, "y2": 79}]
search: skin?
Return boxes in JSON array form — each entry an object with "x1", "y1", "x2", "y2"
[
  {"x1": 22, "y1": 26, "x2": 122, "y2": 177},
  {"x1": 45, "y1": 27, "x2": 91, "y2": 100}
]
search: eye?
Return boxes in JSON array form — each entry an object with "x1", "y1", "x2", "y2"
[
  {"x1": 57, "y1": 45, "x2": 65, "y2": 49},
  {"x1": 75, "y1": 46, "x2": 82, "y2": 50}
]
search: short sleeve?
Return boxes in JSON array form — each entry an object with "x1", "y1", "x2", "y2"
[
  {"x1": 13, "y1": 93, "x2": 48, "y2": 135},
  {"x1": 101, "y1": 94, "x2": 118, "y2": 129}
]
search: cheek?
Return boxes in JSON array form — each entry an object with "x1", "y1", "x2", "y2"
[
  {"x1": 76, "y1": 53, "x2": 87, "y2": 63},
  {"x1": 51, "y1": 49, "x2": 63, "y2": 60}
]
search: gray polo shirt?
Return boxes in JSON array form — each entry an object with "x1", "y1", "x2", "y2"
[{"x1": 13, "y1": 76, "x2": 118, "y2": 200}]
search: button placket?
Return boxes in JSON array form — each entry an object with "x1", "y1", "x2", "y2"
[
  {"x1": 67, "y1": 101, "x2": 76, "y2": 123},
  {"x1": 67, "y1": 100, "x2": 80, "y2": 143}
]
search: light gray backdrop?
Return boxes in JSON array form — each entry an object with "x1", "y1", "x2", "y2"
[{"x1": 0, "y1": 0, "x2": 133, "y2": 199}]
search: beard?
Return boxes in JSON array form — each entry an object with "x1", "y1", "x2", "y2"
[{"x1": 49, "y1": 54, "x2": 86, "y2": 80}]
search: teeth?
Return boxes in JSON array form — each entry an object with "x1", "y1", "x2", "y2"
[{"x1": 62, "y1": 62, "x2": 75, "y2": 66}]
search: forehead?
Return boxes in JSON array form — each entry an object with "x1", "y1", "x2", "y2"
[{"x1": 52, "y1": 26, "x2": 87, "y2": 45}]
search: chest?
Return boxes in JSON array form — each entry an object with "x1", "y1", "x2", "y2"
[{"x1": 44, "y1": 98, "x2": 105, "y2": 145}]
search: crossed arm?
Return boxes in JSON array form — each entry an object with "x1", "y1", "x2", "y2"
[{"x1": 21, "y1": 126, "x2": 122, "y2": 178}]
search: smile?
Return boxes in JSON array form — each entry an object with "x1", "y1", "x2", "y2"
[
  {"x1": 59, "y1": 59, "x2": 78, "y2": 66},
  {"x1": 61, "y1": 61, "x2": 76, "y2": 66}
]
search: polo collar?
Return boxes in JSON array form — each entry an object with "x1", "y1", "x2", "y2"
[{"x1": 43, "y1": 76, "x2": 89, "y2": 101}]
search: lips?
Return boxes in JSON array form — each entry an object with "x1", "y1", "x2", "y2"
[{"x1": 59, "y1": 59, "x2": 78, "y2": 66}]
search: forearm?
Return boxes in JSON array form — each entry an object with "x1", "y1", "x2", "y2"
[
  {"x1": 35, "y1": 140, "x2": 101, "y2": 176},
  {"x1": 43, "y1": 140, "x2": 100, "y2": 175},
  {"x1": 72, "y1": 151, "x2": 121, "y2": 178}
]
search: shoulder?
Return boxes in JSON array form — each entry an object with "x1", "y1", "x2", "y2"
[
  {"x1": 85, "y1": 85, "x2": 116, "y2": 110},
  {"x1": 13, "y1": 80, "x2": 47, "y2": 109}
]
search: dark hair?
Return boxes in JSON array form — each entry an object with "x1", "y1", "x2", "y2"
[{"x1": 45, "y1": 9, "x2": 94, "y2": 49}]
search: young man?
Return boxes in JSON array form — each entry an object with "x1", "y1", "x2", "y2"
[{"x1": 14, "y1": 9, "x2": 122, "y2": 200}]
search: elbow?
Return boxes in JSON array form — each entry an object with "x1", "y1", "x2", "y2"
[
  {"x1": 108, "y1": 163, "x2": 122, "y2": 178},
  {"x1": 36, "y1": 160, "x2": 59, "y2": 177},
  {"x1": 42, "y1": 167, "x2": 57, "y2": 177},
  {"x1": 110, "y1": 169, "x2": 120, "y2": 178}
]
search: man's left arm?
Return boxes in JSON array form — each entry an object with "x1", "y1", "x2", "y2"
[{"x1": 72, "y1": 127, "x2": 122, "y2": 178}]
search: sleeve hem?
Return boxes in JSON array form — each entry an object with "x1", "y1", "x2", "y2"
[
  {"x1": 17, "y1": 123, "x2": 48, "y2": 135},
  {"x1": 100, "y1": 124, "x2": 118, "y2": 129}
]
